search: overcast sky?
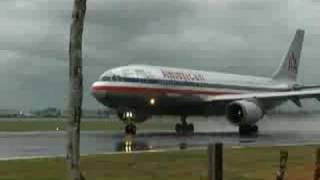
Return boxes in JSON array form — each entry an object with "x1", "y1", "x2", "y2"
[{"x1": 1, "y1": 0, "x2": 320, "y2": 110}]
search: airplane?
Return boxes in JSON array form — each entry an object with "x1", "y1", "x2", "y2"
[{"x1": 91, "y1": 29, "x2": 320, "y2": 136}]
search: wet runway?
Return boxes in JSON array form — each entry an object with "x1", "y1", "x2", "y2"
[{"x1": 1, "y1": 115, "x2": 320, "y2": 159}]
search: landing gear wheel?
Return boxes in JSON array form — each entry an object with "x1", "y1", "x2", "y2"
[
  {"x1": 125, "y1": 124, "x2": 136, "y2": 135},
  {"x1": 239, "y1": 125, "x2": 258, "y2": 136},
  {"x1": 175, "y1": 116, "x2": 195, "y2": 135},
  {"x1": 175, "y1": 123, "x2": 183, "y2": 135},
  {"x1": 175, "y1": 123, "x2": 194, "y2": 135},
  {"x1": 187, "y1": 124, "x2": 194, "y2": 134}
]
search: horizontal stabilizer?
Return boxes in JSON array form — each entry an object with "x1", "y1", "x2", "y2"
[{"x1": 290, "y1": 97, "x2": 302, "y2": 107}]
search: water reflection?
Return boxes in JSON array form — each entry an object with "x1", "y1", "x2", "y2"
[
  {"x1": 115, "y1": 135, "x2": 151, "y2": 152},
  {"x1": 113, "y1": 132, "x2": 260, "y2": 153}
]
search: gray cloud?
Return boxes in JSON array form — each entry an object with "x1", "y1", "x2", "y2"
[{"x1": 0, "y1": 0, "x2": 320, "y2": 109}]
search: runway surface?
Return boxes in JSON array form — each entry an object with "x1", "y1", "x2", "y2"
[{"x1": 1, "y1": 115, "x2": 320, "y2": 159}]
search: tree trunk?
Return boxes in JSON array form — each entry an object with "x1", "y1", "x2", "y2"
[{"x1": 67, "y1": 0, "x2": 87, "y2": 180}]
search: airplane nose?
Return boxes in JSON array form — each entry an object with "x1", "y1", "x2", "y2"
[
  {"x1": 90, "y1": 82, "x2": 97, "y2": 94},
  {"x1": 90, "y1": 82, "x2": 105, "y2": 99}
]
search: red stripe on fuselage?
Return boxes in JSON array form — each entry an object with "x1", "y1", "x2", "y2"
[{"x1": 91, "y1": 85, "x2": 240, "y2": 96}]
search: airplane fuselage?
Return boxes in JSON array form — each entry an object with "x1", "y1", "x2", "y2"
[{"x1": 91, "y1": 65, "x2": 291, "y2": 117}]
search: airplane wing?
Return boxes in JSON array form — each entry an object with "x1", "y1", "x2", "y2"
[
  {"x1": 206, "y1": 88, "x2": 320, "y2": 102},
  {"x1": 297, "y1": 85, "x2": 320, "y2": 90}
]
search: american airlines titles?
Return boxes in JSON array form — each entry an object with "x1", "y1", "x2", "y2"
[
  {"x1": 161, "y1": 70, "x2": 206, "y2": 81},
  {"x1": 288, "y1": 52, "x2": 298, "y2": 73}
]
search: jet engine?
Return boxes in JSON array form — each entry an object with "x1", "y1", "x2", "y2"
[{"x1": 226, "y1": 100, "x2": 264, "y2": 126}]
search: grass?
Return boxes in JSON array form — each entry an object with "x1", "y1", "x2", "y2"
[
  {"x1": 0, "y1": 118, "x2": 174, "y2": 132},
  {"x1": 0, "y1": 145, "x2": 318, "y2": 180}
]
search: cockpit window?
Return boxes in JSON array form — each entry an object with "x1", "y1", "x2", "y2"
[
  {"x1": 99, "y1": 68, "x2": 151, "y2": 82},
  {"x1": 99, "y1": 70, "x2": 120, "y2": 82},
  {"x1": 100, "y1": 75, "x2": 123, "y2": 82},
  {"x1": 112, "y1": 75, "x2": 122, "y2": 81},
  {"x1": 101, "y1": 76, "x2": 111, "y2": 81}
]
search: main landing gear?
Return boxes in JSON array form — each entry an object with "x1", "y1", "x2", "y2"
[
  {"x1": 239, "y1": 125, "x2": 258, "y2": 136},
  {"x1": 175, "y1": 116, "x2": 194, "y2": 135}
]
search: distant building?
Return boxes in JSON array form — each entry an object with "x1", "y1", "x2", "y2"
[
  {"x1": 0, "y1": 109, "x2": 20, "y2": 117},
  {"x1": 32, "y1": 107, "x2": 61, "y2": 117},
  {"x1": 62, "y1": 108, "x2": 114, "y2": 118}
]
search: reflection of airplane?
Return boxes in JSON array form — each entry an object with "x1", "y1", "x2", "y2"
[{"x1": 91, "y1": 29, "x2": 320, "y2": 136}]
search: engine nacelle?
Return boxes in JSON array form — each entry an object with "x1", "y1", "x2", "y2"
[{"x1": 226, "y1": 100, "x2": 264, "y2": 126}]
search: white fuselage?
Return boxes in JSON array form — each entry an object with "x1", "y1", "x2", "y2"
[{"x1": 91, "y1": 65, "x2": 291, "y2": 117}]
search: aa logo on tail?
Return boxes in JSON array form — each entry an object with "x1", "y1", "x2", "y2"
[{"x1": 288, "y1": 52, "x2": 298, "y2": 73}]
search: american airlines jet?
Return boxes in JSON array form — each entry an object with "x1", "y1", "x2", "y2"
[{"x1": 91, "y1": 29, "x2": 320, "y2": 136}]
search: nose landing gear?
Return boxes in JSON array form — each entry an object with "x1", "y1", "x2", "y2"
[
  {"x1": 175, "y1": 116, "x2": 194, "y2": 135},
  {"x1": 125, "y1": 123, "x2": 136, "y2": 135},
  {"x1": 122, "y1": 111, "x2": 137, "y2": 135}
]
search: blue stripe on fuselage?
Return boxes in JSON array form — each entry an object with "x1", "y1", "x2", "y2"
[{"x1": 101, "y1": 76, "x2": 288, "y2": 92}]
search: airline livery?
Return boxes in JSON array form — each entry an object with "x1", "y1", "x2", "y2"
[{"x1": 91, "y1": 29, "x2": 320, "y2": 135}]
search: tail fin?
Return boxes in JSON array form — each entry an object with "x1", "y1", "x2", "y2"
[{"x1": 272, "y1": 29, "x2": 305, "y2": 82}]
